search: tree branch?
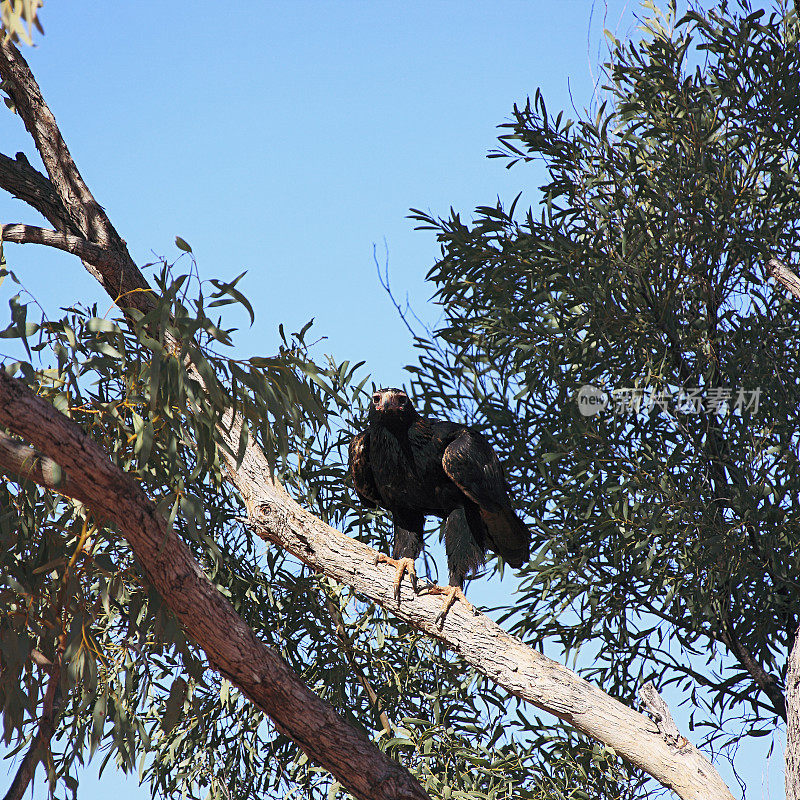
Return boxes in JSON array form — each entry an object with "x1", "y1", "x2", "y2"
[
  {"x1": 0, "y1": 430, "x2": 87, "y2": 502},
  {"x1": 0, "y1": 39, "x2": 153, "y2": 314},
  {"x1": 719, "y1": 605, "x2": 786, "y2": 721},
  {"x1": 787, "y1": 625, "x2": 800, "y2": 800},
  {"x1": 323, "y1": 590, "x2": 393, "y2": 736},
  {"x1": 0, "y1": 372, "x2": 429, "y2": 800},
  {"x1": 638, "y1": 682, "x2": 689, "y2": 749},
  {"x1": 0, "y1": 152, "x2": 78, "y2": 234},
  {"x1": 766, "y1": 257, "x2": 800, "y2": 300},
  {"x1": 1, "y1": 224, "x2": 126, "y2": 270},
  {"x1": 3, "y1": 635, "x2": 65, "y2": 800}
]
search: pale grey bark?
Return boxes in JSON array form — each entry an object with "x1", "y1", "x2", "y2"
[
  {"x1": 767, "y1": 257, "x2": 800, "y2": 300},
  {"x1": 787, "y1": 628, "x2": 800, "y2": 800}
]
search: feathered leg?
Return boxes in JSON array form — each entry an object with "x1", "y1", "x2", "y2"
[
  {"x1": 375, "y1": 510, "x2": 424, "y2": 602},
  {"x1": 425, "y1": 506, "x2": 483, "y2": 623}
]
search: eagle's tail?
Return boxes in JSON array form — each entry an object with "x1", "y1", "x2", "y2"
[{"x1": 480, "y1": 505, "x2": 531, "y2": 568}]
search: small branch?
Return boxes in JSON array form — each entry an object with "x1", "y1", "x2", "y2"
[
  {"x1": 638, "y1": 682, "x2": 689, "y2": 749},
  {"x1": 1, "y1": 224, "x2": 124, "y2": 271},
  {"x1": 323, "y1": 591, "x2": 393, "y2": 736},
  {"x1": 719, "y1": 606, "x2": 787, "y2": 721},
  {"x1": 3, "y1": 636, "x2": 65, "y2": 800},
  {"x1": 766, "y1": 257, "x2": 800, "y2": 301},
  {"x1": 0, "y1": 430, "x2": 89, "y2": 502}
]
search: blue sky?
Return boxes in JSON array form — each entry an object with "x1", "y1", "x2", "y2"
[{"x1": 0, "y1": 2, "x2": 784, "y2": 798}]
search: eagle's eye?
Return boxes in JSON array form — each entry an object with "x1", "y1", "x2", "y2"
[{"x1": 372, "y1": 393, "x2": 381, "y2": 404}]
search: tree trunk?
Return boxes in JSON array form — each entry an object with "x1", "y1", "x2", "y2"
[{"x1": 787, "y1": 626, "x2": 800, "y2": 799}]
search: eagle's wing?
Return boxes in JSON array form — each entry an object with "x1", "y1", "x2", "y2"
[
  {"x1": 442, "y1": 429, "x2": 530, "y2": 567},
  {"x1": 441, "y1": 428, "x2": 507, "y2": 511},
  {"x1": 348, "y1": 430, "x2": 380, "y2": 507}
]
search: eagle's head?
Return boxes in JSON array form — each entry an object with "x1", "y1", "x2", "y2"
[{"x1": 368, "y1": 387, "x2": 418, "y2": 428}]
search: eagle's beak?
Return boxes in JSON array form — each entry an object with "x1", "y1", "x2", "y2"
[{"x1": 378, "y1": 394, "x2": 405, "y2": 412}]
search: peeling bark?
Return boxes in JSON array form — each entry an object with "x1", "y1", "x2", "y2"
[{"x1": 767, "y1": 257, "x2": 800, "y2": 301}]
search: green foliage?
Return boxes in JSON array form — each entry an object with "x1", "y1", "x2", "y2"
[
  {"x1": 408, "y1": 0, "x2": 799, "y2": 783},
  {"x1": 0, "y1": 252, "x2": 630, "y2": 800}
]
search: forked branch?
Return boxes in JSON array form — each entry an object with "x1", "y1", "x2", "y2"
[{"x1": 1, "y1": 224, "x2": 125, "y2": 269}]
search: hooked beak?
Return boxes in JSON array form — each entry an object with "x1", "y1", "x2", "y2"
[{"x1": 376, "y1": 393, "x2": 406, "y2": 412}]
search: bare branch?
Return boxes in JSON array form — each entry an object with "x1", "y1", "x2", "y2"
[
  {"x1": 787, "y1": 625, "x2": 800, "y2": 800},
  {"x1": 3, "y1": 636, "x2": 65, "y2": 800},
  {"x1": 0, "y1": 152, "x2": 78, "y2": 234},
  {"x1": 0, "y1": 372, "x2": 429, "y2": 800},
  {"x1": 0, "y1": 40, "x2": 154, "y2": 314},
  {"x1": 0, "y1": 41, "x2": 115, "y2": 248},
  {"x1": 0, "y1": 430, "x2": 87, "y2": 502},
  {"x1": 1, "y1": 224, "x2": 125, "y2": 270},
  {"x1": 767, "y1": 257, "x2": 800, "y2": 301}
]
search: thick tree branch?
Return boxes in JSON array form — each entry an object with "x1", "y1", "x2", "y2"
[
  {"x1": 767, "y1": 257, "x2": 800, "y2": 300},
  {"x1": 788, "y1": 625, "x2": 800, "y2": 800},
  {"x1": 0, "y1": 372, "x2": 429, "y2": 800},
  {"x1": 763, "y1": 258, "x2": 800, "y2": 797},
  {"x1": 225, "y1": 416, "x2": 733, "y2": 800},
  {"x1": 1, "y1": 224, "x2": 125, "y2": 270},
  {"x1": 0, "y1": 152, "x2": 78, "y2": 234},
  {"x1": 0, "y1": 35, "x2": 736, "y2": 800}
]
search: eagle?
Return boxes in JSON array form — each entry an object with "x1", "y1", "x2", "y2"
[{"x1": 348, "y1": 387, "x2": 531, "y2": 620}]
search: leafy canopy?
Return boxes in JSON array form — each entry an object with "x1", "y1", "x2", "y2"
[{"x1": 409, "y1": 0, "x2": 799, "y2": 769}]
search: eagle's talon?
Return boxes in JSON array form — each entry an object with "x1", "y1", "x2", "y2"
[
  {"x1": 423, "y1": 584, "x2": 476, "y2": 625},
  {"x1": 375, "y1": 554, "x2": 417, "y2": 601}
]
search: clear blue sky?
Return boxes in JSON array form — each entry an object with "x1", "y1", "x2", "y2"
[{"x1": 0, "y1": 2, "x2": 783, "y2": 798}]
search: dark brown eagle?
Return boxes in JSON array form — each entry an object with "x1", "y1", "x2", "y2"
[{"x1": 349, "y1": 387, "x2": 531, "y2": 619}]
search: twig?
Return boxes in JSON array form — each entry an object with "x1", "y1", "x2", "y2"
[{"x1": 323, "y1": 589, "x2": 393, "y2": 736}]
